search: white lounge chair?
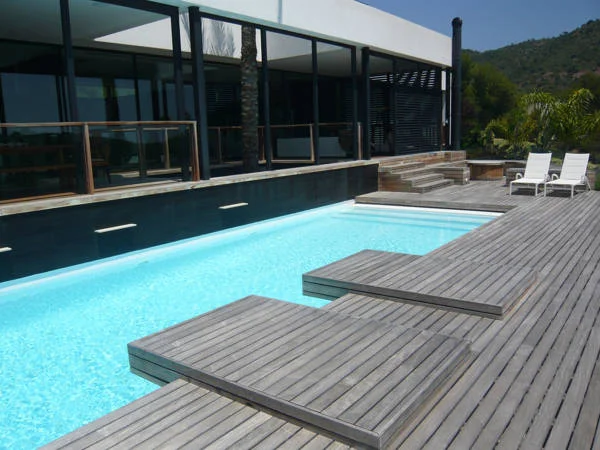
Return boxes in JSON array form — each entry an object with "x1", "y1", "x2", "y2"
[
  {"x1": 544, "y1": 153, "x2": 591, "y2": 198},
  {"x1": 509, "y1": 152, "x2": 552, "y2": 196}
]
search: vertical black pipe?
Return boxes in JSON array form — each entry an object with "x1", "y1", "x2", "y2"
[
  {"x1": 361, "y1": 47, "x2": 371, "y2": 160},
  {"x1": 260, "y1": 29, "x2": 273, "y2": 170},
  {"x1": 0, "y1": 75, "x2": 6, "y2": 138},
  {"x1": 189, "y1": 7, "x2": 211, "y2": 180},
  {"x1": 350, "y1": 46, "x2": 358, "y2": 160},
  {"x1": 445, "y1": 69, "x2": 451, "y2": 149},
  {"x1": 151, "y1": 77, "x2": 160, "y2": 120},
  {"x1": 311, "y1": 39, "x2": 320, "y2": 165},
  {"x1": 133, "y1": 54, "x2": 142, "y2": 121},
  {"x1": 60, "y1": 0, "x2": 86, "y2": 193},
  {"x1": 0, "y1": 74, "x2": 6, "y2": 124},
  {"x1": 171, "y1": 11, "x2": 190, "y2": 180},
  {"x1": 60, "y1": 0, "x2": 79, "y2": 122},
  {"x1": 391, "y1": 58, "x2": 398, "y2": 155},
  {"x1": 451, "y1": 17, "x2": 462, "y2": 151}
]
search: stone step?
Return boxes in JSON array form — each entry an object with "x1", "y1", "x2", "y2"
[
  {"x1": 403, "y1": 172, "x2": 445, "y2": 186},
  {"x1": 389, "y1": 166, "x2": 437, "y2": 179},
  {"x1": 411, "y1": 178, "x2": 454, "y2": 193},
  {"x1": 379, "y1": 161, "x2": 425, "y2": 173}
]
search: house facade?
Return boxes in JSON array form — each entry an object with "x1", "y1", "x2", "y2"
[
  {"x1": 0, "y1": 0, "x2": 459, "y2": 199},
  {"x1": 0, "y1": 0, "x2": 461, "y2": 281}
]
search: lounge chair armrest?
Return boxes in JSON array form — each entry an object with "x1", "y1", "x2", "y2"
[
  {"x1": 515, "y1": 173, "x2": 523, "y2": 179},
  {"x1": 551, "y1": 173, "x2": 559, "y2": 181}
]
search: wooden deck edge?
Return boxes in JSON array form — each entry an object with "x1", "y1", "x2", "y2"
[
  {"x1": 354, "y1": 196, "x2": 515, "y2": 213},
  {"x1": 127, "y1": 299, "x2": 475, "y2": 450},
  {"x1": 302, "y1": 283, "x2": 349, "y2": 300},
  {"x1": 129, "y1": 350, "x2": 382, "y2": 449},
  {"x1": 302, "y1": 277, "x2": 505, "y2": 319}
]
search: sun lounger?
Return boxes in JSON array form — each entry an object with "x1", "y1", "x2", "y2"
[
  {"x1": 544, "y1": 153, "x2": 590, "y2": 198},
  {"x1": 509, "y1": 152, "x2": 552, "y2": 196}
]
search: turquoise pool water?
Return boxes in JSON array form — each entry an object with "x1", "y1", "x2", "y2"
[{"x1": 0, "y1": 202, "x2": 497, "y2": 448}]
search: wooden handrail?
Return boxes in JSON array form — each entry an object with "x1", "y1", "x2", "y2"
[
  {"x1": 0, "y1": 120, "x2": 196, "y2": 128},
  {"x1": 0, "y1": 120, "x2": 201, "y2": 201}
]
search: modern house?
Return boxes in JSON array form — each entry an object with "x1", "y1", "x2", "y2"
[{"x1": 0, "y1": 0, "x2": 461, "y2": 280}]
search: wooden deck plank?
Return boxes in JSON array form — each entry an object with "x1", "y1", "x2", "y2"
[
  {"x1": 470, "y1": 213, "x2": 600, "y2": 450},
  {"x1": 304, "y1": 247, "x2": 537, "y2": 318},
  {"x1": 42, "y1": 378, "x2": 348, "y2": 450},
  {"x1": 40, "y1": 379, "x2": 194, "y2": 449},
  {"x1": 463, "y1": 249, "x2": 600, "y2": 450},
  {"x1": 521, "y1": 261, "x2": 600, "y2": 449},
  {"x1": 568, "y1": 352, "x2": 600, "y2": 450},
  {"x1": 45, "y1": 184, "x2": 600, "y2": 449},
  {"x1": 395, "y1": 193, "x2": 600, "y2": 449},
  {"x1": 129, "y1": 297, "x2": 470, "y2": 449},
  {"x1": 287, "y1": 329, "x2": 414, "y2": 407}
]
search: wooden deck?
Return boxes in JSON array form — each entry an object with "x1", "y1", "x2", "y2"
[
  {"x1": 128, "y1": 296, "x2": 471, "y2": 449},
  {"x1": 303, "y1": 250, "x2": 537, "y2": 318},
  {"x1": 41, "y1": 378, "x2": 354, "y2": 450},
  {"x1": 44, "y1": 181, "x2": 600, "y2": 449},
  {"x1": 336, "y1": 183, "x2": 600, "y2": 449}
]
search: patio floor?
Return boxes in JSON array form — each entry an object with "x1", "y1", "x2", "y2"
[
  {"x1": 44, "y1": 180, "x2": 600, "y2": 449},
  {"x1": 343, "y1": 181, "x2": 600, "y2": 448}
]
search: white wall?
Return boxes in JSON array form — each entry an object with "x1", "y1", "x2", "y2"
[
  {"x1": 97, "y1": 0, "x2": 451, "y2": 67},
  {"x1": 179, "y1": 0, "x2": 452, "y2": 67}
]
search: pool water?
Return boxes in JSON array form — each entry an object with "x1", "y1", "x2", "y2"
[{"x1": 0, "y1": 202, "x2": 497, "y2": 448}]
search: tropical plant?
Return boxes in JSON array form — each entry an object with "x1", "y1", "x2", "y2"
[
  {"x1": 240, "y1": 24, "x2": 259, "y2": 172},
  {"x1": 483, "y1": 105, "x2": 535, "y2": 159},
  {"x1": 522, "y1": 88, "x2": 600, "y2": 152},
  {"x1": 461, "y1": 54, "x2": 518, "y2": 148}
]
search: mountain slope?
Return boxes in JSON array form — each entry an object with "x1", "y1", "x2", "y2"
[{"x1": 465, "y1": 19, "x2": 600, "y2": 93}]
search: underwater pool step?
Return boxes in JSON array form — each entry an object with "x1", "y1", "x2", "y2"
[{"x1": 128, "y1": 295, "x2": 471, "y2": 449}]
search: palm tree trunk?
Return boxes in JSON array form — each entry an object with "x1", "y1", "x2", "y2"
[{"x1": 241, "y1": 25, "x2": 259, "y2": 172}]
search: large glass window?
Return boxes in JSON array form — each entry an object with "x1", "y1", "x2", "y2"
[
  {"x1": 0, "y1": 42, "x2": 64, "y2": 123},
  {"x1": 74, "y1": 49, "x2": 139, "y2": 123},
  {"x1": 316, "y1": 42, "x2": 354, "y2": 161},
  {"x1": 369, "y1": 56, "x2": 395, "y2": 155},
  {"x1": 266, "y1": 31, "x2": 313, "y2": 162}
]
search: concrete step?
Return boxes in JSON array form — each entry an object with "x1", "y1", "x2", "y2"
[
  {"x1": 411, "y1": 178, "x2": 454, "y2": 193},
  {"x1": 390, "y1": 167, "x2": 436, "y2": 178},
  {"x1": 380, "y1": 172, "x2": 445, "y2": 191},
  {"x1": 379, "y1": 161, "x2": 425, "y2": 173},
  {"x1": 404, "y1": 172, "x2": 446, "y2": 186}
]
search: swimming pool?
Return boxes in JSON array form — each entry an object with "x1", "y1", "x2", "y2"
[{"x1": 0, "y1": 202, "x2": 497, "y2": 448}]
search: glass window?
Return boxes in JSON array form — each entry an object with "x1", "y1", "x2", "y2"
[{"x1": 0, "y1": 42, "x2": 64, "y2": 123}]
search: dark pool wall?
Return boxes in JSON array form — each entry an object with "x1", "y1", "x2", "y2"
[{"x1": 0, "y1": 165, "x2": 377, "y2": 283}]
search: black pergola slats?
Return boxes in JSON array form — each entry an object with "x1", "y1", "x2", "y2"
[{"x1": 369, "y1": 58, "x2": 443, "y2": 156}]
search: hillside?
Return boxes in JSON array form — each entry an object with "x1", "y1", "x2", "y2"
[{"x1": 465, "y1": 19, "x2": 600, "y2": 93}]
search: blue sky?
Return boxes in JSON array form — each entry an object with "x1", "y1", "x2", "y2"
[{"x1": 363, "y1": 0, "x2": 599, "y2": 51}]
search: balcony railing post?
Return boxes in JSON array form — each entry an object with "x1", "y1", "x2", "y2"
[
  {"x1": 136, "y1": 126, "x2": 147, "y2": 178},
  {"x1": 217, "y1": 127, "x2": 223, "y2": 164},
  {"x1": 163, "y1": 128, "x2": 171, "y2": 169},
  {"x1": 309, "y1": 124, "x2": 315, "y2": 162},
  {"x1": 82, "y1": 123, "x2": 95, "y2": 194},
  {"x1": 190, "y1": 122, "x2": 201, "y2": 181},
  {"x1": 358, "y1": 122, "x2": 363, "y2": 160}
]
